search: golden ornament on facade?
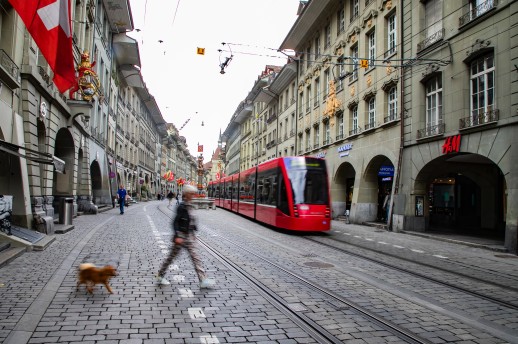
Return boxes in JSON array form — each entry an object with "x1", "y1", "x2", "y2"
[
  {"x1": 350, "y1": 85, "x2": 355, "y2": 96},
  {"x1": 386, "y1": 0, "x2": 392, "y2": 10},
  {"x1": 386, "y1": 62, "x2": 393, "y2": 75},
  {"x1": 367, "y1": 19, "x2": 372, "y2": 28},
  {"x1": 366, "y1": 74, "x2": 372, "y2": 87},
  {"x1": 323, "y1": 80, "x2": 342, "y2": 119},
  {"x1": 351, "y1": 34, "x2": 357, "y2": 43},
  {"x1": 69, "y1": 50, "x2": 101, "y2": 102}
]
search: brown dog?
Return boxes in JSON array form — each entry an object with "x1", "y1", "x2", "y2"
[{"x1": 76, "y1": 263, "x2": 117, "y2": 294}]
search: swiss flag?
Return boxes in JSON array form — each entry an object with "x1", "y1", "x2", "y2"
[{"x1": 9, "y1": 0, "x2": 75, "y2": 93}]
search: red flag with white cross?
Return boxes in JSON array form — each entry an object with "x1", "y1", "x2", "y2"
[{"x1": 9, "y1": 0, "x2": 75, "y2": 93}]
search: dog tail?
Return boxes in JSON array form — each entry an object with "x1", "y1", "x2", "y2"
[{"x1": 79, "y1": 263, "x2": 96, "y2": 270}]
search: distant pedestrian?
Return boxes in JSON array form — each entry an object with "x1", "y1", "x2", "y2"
[
  {"x1": 117, "y1": 184, "x2": 128, "y2": 215},
  {"x1": 175, "y1": 192, "x2": 180, "y2": 205},
  {"x1": 167, "y1": 190, "x2": 174, "y2": 206},
  {"x1": 382, "y1": 190, "x2": 392, "y2": 224},
  {"x1": 156, "y1": 184, "x2": 214, "y2": 288}
]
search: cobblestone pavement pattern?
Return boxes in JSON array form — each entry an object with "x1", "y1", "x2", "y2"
[{"x1": 0, "y1": 200, "x2": 517, "y2": 343}]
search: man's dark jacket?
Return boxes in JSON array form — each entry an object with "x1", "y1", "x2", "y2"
[{"x1": 172, "y1": 202, "x2": 195, "y2": 239}]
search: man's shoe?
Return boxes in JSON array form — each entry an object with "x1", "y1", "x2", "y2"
[
  {"x1": 200, "y1": 278, "x2": 214, "y2": 289},
  {"x1": 156, "y1": 276, "x2": 171, "y2": 285}
]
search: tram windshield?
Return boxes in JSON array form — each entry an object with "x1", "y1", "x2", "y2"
[{"x1": 285, "y1": 157, "x2": 329, "y2": 205}]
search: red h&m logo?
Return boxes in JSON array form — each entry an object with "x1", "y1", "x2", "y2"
[
  {"x1": 198, "y1": 145, "x2": 203, "y2": 152},
  {"x1": 442, "y1": 134, "x2": 461, "y2": 154}
]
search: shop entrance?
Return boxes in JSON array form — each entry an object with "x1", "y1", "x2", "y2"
[
  {"x1": 377, "y1": 165, "x2": 394, "y2": 222},
  {"x1": 416, "y1": 153, "x2": 505, "y2": 240}
]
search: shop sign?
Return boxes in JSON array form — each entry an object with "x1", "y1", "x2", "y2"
[
  {"x1": 337, "y1": 143, "x2": 353, "y2": 157},
  {"x1": 442, "y1": 134, "x2": 461, "y2": 154},
  {"x1": 314, "y1": 151, "x2": 327, "y2": 159},
  {"x1": 378, "y1": 165, "x2": 394, "y2": 176}
]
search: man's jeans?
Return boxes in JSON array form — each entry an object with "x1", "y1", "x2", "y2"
[{"x1": 119, "y1": 199, "x2": 125, "y2": 214}]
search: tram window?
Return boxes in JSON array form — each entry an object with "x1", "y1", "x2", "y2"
[
  {"x1": 263, "y1": 178, "x2": 271, "y2": 205},
  {"x1": 269, "y1": 176, "x2": 278, "y2": 206},
  {"x1": 278, "y1": 174, "x2": 290, "y2": 214},
  {"x1": 288, "y1": 169, "x2": 328, "y2": 205},
  {"x1": 233, "y1": 186, "x2": 238, "y2": 201}
]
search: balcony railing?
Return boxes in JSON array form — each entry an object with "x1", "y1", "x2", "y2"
[
  {"x1": 459, "y1": 109, "x2": 499, "y2": 129},
  {"x1": 459, "y1": 0, "x2": 497, "y2": 26},
  {"x1": 384, "y1": 47, "x2": 397, "y2": 59},
  {"x1": 336, "y1": 134, "x2": 344, "y2": 141},
  {"x1": 349, "y1": 127, "x2": 361, "y2": 136},
  {"x1": 323, "y1": 139, "x2": 332, "y2": 146},
  {"x1": 364, "y1": 121, "x2": 376, "y2": 131},
  {"x1": 314, "y1": 143, "x2": 320, "y2": 149},
  {"x1": 417, "y1": 122, "x2": 445, "y2": 139},
  {"x1": 417, "y1": 29, "x2": 445, "y2": 52},
  {"x1": 384, "y1": 112, "x2": 399, "y2": 123}
]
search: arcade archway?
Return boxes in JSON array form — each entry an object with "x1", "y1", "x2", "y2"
[
  {"x1": 333, "y1": 162, "x2": 356, "y2": 217},
  {"x1": 90, "y1": 160, "x2": 102, "y2": 203},
  {"x1": 53, "y1": 128, "x2": 75, "y2": 196},
  {"x1": 414, "y1": 153, "x2": 505, "y2": 239}
]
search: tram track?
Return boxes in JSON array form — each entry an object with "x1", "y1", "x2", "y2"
[
  {"x1": 305, "y1": 236, "x2": 518, "y2": 311},
  {"x1": 157, "y1": 204, "x2": 433, "y2": 344}
]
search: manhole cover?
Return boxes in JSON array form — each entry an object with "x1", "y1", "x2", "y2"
[
  {"x1": 494, "y1": 254, "x2": 518, "y2": 259},
  {"x1": 304, "y1": 261, "x2": 334, "y2": 268}
]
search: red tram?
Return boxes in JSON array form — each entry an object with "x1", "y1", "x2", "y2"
[{"x1": 208, "y1": 157, "x2": 330, "y2": 231}]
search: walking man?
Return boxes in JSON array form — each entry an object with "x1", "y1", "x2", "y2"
[
  {"x1": 166, "y1": 190, "x2": 174, "y2": 206},
  {"x1": 156, "y1": 184, "x2": 214, "y2": 288},
  {"x1": 117, "y1": 184, "x2": 127, "y2": 215}
]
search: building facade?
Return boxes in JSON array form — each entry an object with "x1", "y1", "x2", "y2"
[
  {"x1": 395, "y1": 0, "x2": 518, "y2": 253},
  {"x1": 0, "y1": 0, "x2": 183, "y2": 246}
]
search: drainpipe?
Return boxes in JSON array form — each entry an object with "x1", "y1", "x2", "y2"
[{"x1": 388, "y1": 0, "x2": 405, "y2": 231}]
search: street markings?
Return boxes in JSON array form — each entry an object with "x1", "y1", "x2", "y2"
[
  {"x1": 393, "y1": 245, "x2": 405, "y2": 249},
  {"x1": 411, "y1": 249, "x2": 425, "y2": 253},
  {"x1": 188, "y1": 307, "x2": 206, "y2": 319},
  {"x1": 172, "y1": 275, "x2": 185, "y2": 282},
  {"x1": 179, "y1": 288, "x2": 194, "y2": 298},
  {"x1": 169, "y1": 264, "x2": 178, "y2": 270},
  {"x1": 200, "y1": 335, "x2": 220, "y2": 343},
  {"x1": 433, "y1": 254, "x2": 449, "y2": 259},
  {"x1": 378, "y1": 241, "x2": 388, "y2": 245}
]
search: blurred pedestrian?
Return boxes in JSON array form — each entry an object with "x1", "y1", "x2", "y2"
[
  {"x1": 382, "y1": 190, "x2": 392, "y2": 224},
  {"x1": 156, "y1": 184, "x2": 214, "y2": 288},
  {"x1": 166, "y1": 190, "x2": 174, "y2": 206},
  {"x1": 175, "y1": 192, "x2": 180, "y2": 205}
]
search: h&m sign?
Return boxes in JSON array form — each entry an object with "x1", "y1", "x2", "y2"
[{"x1": 442, "y1": 134, "x2": 461, "y2": 154}]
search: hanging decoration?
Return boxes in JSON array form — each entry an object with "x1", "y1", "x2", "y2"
[{"x1": 69, "y1": 51, "x2": 102, "y2": 101}]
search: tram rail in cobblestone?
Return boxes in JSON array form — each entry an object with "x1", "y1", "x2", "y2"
[
  {"x1": 305, "y1": 237, "x2": 518, "y2": 311},
  {"x1": 157, "y1": 205, "x2": 432, "y2": 344}
]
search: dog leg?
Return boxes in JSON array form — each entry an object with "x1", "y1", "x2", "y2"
[{"x1": 104, "y1": 282, "x2": 113, "y2": 294}]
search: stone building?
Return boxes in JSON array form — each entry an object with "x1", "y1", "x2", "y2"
[
  {"x1": 394, "y1": 0, "x2": 518, "y2": 253},
  {"x1": 0, "y1": 1, "x2": 172, "y2": 246},
  {"x1": 280, "y1": 0, "x2": 402, "y2": 224}
]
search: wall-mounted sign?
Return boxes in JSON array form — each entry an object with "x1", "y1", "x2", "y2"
[
  {"x1": 314, "y1": 151, "x2": 327, "y2": 159},
  {"x1": 442, "y1": 134, "x2": 461, "y2": 154},
  {"x1": 337, "y1": 143, "x2": 353, "y2": 157},
  {"x1": 378, "y1": 165, "x2": 394, "y2": 176}
]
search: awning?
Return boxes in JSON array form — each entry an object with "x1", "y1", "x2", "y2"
[{"x1": 0, "y1": 140, "x2": 65, "y2": 174}]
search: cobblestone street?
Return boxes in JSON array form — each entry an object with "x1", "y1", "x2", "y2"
[{"x1": 1, "y1": 200, "x2": 518, "y2": 344}]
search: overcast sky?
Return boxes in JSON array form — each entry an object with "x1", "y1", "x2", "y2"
[{"x1": 127, "y1": 0, "x2": 300, "y2": 160}]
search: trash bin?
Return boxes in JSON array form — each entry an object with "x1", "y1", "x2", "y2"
[{"x1": 59, "y1": 197, "x2": 74, "y2": 225}]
